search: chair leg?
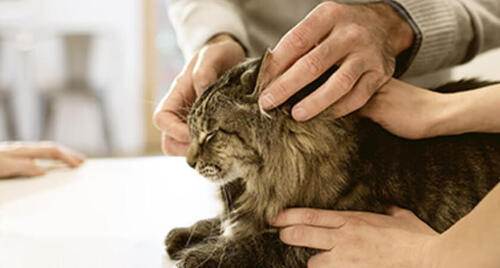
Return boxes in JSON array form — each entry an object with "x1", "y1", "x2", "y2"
[
  {"x1": 39, "y1": 93, "x2": 55, "y2": 141},
  {"x1": 1, "y1": 93, "x2": 17, "y2": 140},
  {"x1": 94, "y1": 90, "x2": 113, "y2": 155}
]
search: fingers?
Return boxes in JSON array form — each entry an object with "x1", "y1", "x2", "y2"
[
  {"x1": 291, "y1": 57, "x2": 365, "y2": 121},
  {"x1": 280, "y1": 225, "x2": 337, "y2": 250},
  {"x1": 272, "y1": 208, "x2": 346, "y2": 228},
  {"x1": 192, "y1": 40, "x2": 246, "y2": 96},
  {"x1": 153, "y1": 39, "x2": 245, "y2": 156},
  {"x1": 154, "y1": 94, "x2": 191, "y2": 144},
  {"x1": 267, "y1": 2, "x2": 338, "y2": 79},
  {"x1": 162, "y1": 133, "x2": 189, "y2": 156},
  {"x1": 331, "y1": 71, "x2": 389, "y2": 118},
  {"x1": 260, "y1": 34, "x2": 347, "y2": 110},
  {"x1": 0, "y1": 157, "x2": 46, "y2": 178},
  {"x1": 153, "y1": 61, "x2": 197, "y2": 144},
  {"x1": 259, "y1": 3, "x2": 340, "y2": 110},
  {"x1": 6, "y1": 142, "x2": 84, "y2": 168},
  {"x1": 192, "y1": 58, "x2": 218, "y2": 96}
]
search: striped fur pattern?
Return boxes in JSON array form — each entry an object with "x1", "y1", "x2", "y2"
[{"x1": 166, "y1": 56, "x2": 500, "y2": 267}]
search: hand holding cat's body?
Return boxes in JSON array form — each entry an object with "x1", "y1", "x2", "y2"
[
  {"x1": 273, "y1": 183, "x2": 500, "y2": 268},
  {"x1": 361, "y1": 79, "x2": 500, "y2": 139}
]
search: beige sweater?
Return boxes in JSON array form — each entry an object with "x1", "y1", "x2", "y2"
[{"x1": 167, "y1": 0, "x2": 500, "y2": 86}]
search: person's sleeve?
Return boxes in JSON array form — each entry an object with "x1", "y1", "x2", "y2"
[
  {"x1": 167, "y1": 0, "x2": 251, "y2": 60},
  {"x1": 387, "y1": 0, "x2": 500, "y2": 78}
]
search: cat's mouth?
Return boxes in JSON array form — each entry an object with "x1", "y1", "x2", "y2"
[
  {"x1": 197, "y1": 163, "x2": 241, "y2": 185},
  {"x1": 197, "y1": 163, "x2": 224, "y2": 181}
]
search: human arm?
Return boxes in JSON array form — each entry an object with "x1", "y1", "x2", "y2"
[
  {"x1": 359, "y1": 79, "x2": 500, "y2": 139},
  {"x1": 271, "y1": 183, "x2": 500, "y2": 268},
  {"x1": 0, "y1": 142, "x2": 84, "y2": 178},
  {"x1": 167, "y1": 0, "x2": 251, "y2": 59},
  {"x1": 394, "y1": 0, "x2": 500, "y2": 78}
]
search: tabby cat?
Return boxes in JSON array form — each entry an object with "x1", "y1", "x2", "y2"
[{"x1": 165, "y1": 51, "x2": 500, "y2": 267}]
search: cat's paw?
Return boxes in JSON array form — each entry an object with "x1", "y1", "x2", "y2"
[
  {"x1": 176, "y1": 256, "x2": 218, "y2": 268},
  {"x1": 165, "y1": 227, "x2": 195, "y2": 260}
]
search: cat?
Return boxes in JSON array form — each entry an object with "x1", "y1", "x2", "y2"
[{"x1": 165, "y1": 51, "x2": 500, "y2": 267}]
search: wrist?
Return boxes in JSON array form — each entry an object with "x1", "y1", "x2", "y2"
[
  {"x1": 205, "y1": 33, "x2": 247, "y2": 55},
  {"x1": 429, "y1": 92, "x2": 475, "y2": 137},
  {"x1": 206, "y1": 33, "x2": 236, "y2": 44},
  {"x1": 370, "y1": 2, "x2": 414, "y2": 55},
  {"x1": 419, "y1": 235, "x2": 443, "y2": 268}
]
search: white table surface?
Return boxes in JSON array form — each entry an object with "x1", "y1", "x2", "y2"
[{"x1": 0, "y1": 157, "x2": 221, "y2": 268}]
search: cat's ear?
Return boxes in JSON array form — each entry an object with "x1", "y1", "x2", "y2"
[{"x1": 249, "y1": 49, "x2": 273, "y2": 98}]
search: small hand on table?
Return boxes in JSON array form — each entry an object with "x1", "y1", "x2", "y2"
[{"x1": 0, "y1": 142, "x2": 85, "y2": 178}]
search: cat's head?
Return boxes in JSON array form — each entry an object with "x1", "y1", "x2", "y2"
[
  {"x1": 185, "y1": 51, "x2": 279, "y2": 183},
  {"x1": 185, "y1": 51, "x2": 352, "y2": 185}
]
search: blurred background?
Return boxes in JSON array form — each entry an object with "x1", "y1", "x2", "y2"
[
  {"x1": 0, "y1": 0, "x2": 499, "y2": 157},
  {"x1": 0, "y1": 0, "x2": 183, "y2": 157}
]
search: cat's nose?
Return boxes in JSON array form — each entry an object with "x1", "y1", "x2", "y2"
[{"x1": 187, "y1": 158, "x2": 197, "y2": 168}]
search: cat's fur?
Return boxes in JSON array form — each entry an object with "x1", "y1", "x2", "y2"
[{"x1": 166, "y1": 52, "x2": 500, "y2": 267}]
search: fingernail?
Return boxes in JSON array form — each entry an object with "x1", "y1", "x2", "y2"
[
  {"x1": 260, "y1": 93, "x2": 275, "y2": 110},
  {"x1": 292, "y1": 107, "x2": 308, "y2": 121}
]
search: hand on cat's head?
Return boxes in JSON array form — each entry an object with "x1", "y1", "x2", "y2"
[{"x1": 154, "y1": 34, "x2": 246, "y2": 156}]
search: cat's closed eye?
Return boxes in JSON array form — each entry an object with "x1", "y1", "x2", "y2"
[{"x1": 201, "y1": 131, "x2": 217, "y2": 145}]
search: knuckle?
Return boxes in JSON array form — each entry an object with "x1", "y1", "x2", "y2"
[
  {"x1": 303, "y1": 210, "x2": 319, "y2": 225},
  {"x1": 274, "y1": 81, "x2": 291, "y2": 99},
  {"x1": 152, "y1": 111, "x2": 164, "y2": 129},
  {"x1": 302, "y1": 53, "x2": 324, "y2": 77},
  {"x1": 336, "y1": 70, "x2": 357, "y2": 91},
  {"x1": 316, "y1": 1, "x2": 338, "y2": 17},
  {"x1": 287, "y1": 29, "x2": 309, "y2": 50},
  {"x1": 171, "y1": 75, "x2": 188, "y2": 91},
  {"x1": 344, "y1": 26, "x2": 364, "y2": 44},
  {"x1": 192, "y1": 67, "x2": 210, "y2": 82}
]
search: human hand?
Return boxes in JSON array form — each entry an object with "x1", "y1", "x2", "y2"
[
  {"x1": 359, "y1": 79, "x2": 447, "y2": 139},
  {"x1": 0, "y1": 142, "x2": 85, "y2": 178},
  {"x1": 272, "y1": 207, "x2": 438, "y2": 268},
  {"x1": 259, "y1": 2, "x2": 414, "y2": 121},
  {"x1": 153, "y1": 34, "x2": 246, "y2": 156}
]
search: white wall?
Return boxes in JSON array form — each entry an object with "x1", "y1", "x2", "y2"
[
  {"x1": 452, "y1": 48, "x2": 500, "y2": 81},
  {"x1": 0, "y1": 0, "x2": 144, "y2": 156}
]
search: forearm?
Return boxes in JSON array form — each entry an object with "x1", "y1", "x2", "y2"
[
  {"x1": 167, "y1": 0, "x2": 250, "y2": 59},
  {"x1": 391, "y1": 0, "x2": 500, "y2": 78},
  {"x1": 428, "y1": 183, "x2": 500, "y2": 268},
  {"x1": 435, "y1": 84, "x2": 500, "y2": 135}
]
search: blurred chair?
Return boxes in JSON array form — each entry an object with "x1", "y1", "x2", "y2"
[
  {"x1": 0, "y1": 36, "x2": 17, "y2": 140},
  {"x1": 39, "y1": 33, "x2": 112, "y2": 154}
]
